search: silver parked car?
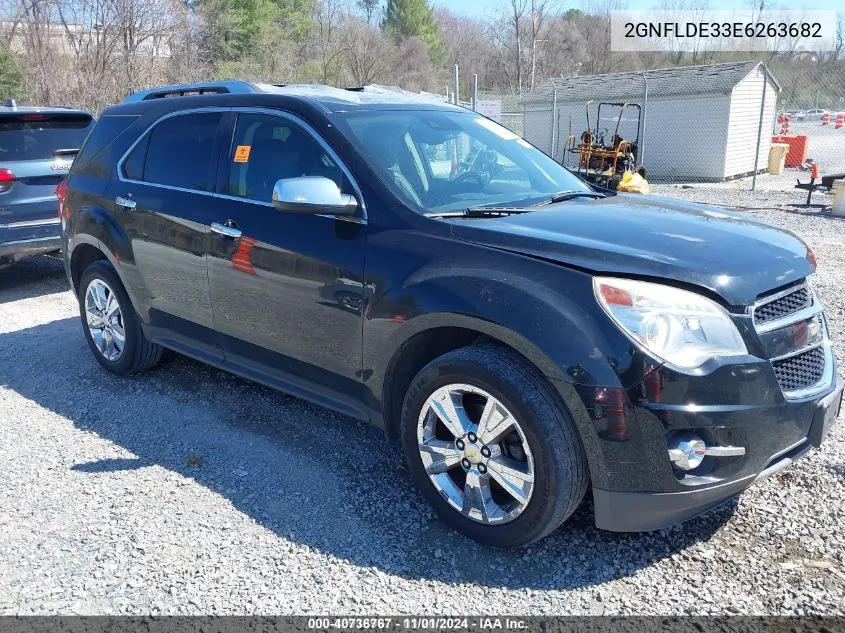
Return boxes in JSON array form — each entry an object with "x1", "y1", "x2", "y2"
[{"x1": 802, "y1": 109, "x2": 828, "y2": 121}]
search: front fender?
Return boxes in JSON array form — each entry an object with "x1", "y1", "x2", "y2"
[
  {"x1": 364, "y1": 256, "x2": 645, "y2": 488},
  {"x1": 367, "y1": 254, "x2": 646, "y2": 393}
]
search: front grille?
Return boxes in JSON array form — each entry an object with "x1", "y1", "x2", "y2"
[
  {"x1": 754, "y1": 286, "x2": 811, "y2": 325},
  {"x1": 771, "y1": 346, "x2": 825, "y2": 392}
]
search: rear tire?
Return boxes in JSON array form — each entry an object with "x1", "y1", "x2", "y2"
[
  {"x1": 400, "y1": 343, "x2": 589, "y2": 547},
  {"x1": 78, "y1": 261, "x2": 162, "y2": 375}
]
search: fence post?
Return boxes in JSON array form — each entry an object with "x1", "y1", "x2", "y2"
[
  {"x1": 551, "y1": 80, "x2": 559, "y2": 161},
  {"x1": 453, "y1": 65, "x2": 460, "y2": 105},
  {"x1": 472, "y1": 74, "x2": 478, "y2": 111},
  {"x1": 751, "y1": 63, "x2": 768, "y2": 192},
  {"x1": 640, "y1": 71, "x2": 649, "y2": 168}
]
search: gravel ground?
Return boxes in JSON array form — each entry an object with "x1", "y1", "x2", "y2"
[
  {"x1": 1, "y1": 205, "x2": 844, "y2": 616},
  {"x1": 651, "y1": 180, "x2": 837, "y2": 211}
]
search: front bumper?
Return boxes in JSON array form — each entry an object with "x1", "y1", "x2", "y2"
[
  {"x1": 593, "y1": 436, "x2": 814, "y2": 532},
  {"x1": 556, "y1": 361, "x2": 842, "y2": 532},
  {"x1": 0, "y1": 219, "x2": 61, "y2": 266}
]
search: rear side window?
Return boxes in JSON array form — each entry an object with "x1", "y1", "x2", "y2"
[
  {"x1": 123, "y1": 112, "x2": 222, "y2": 192},
  {"x1": 0, "y1": 112, "x2": 94, "y2": 161},
  {"x1": 74, "y1": 115, "x2": 136, "y2": 168},
  {"x1": 123, "y1": 135, "x2": 148, "y2": 181}
]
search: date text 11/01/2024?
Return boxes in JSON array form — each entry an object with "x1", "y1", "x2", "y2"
[{"x1": 307, "y1": 618, "x2": 528, "y2": 630}]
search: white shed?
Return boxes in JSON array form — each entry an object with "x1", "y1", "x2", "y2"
[{"x1": 521, "y1": 61, "x2": 781, "y2": 183}]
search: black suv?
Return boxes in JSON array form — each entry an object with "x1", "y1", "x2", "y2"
[{"x1": 61, "y1": 81, "x2": 842, "y2": 547}]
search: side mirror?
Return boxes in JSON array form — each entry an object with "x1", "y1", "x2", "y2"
[{"x1": 272, "y1": 177, "x2": 358, "y2": 215}]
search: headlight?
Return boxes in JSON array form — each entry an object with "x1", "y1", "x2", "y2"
[{"x1": 593, "y1": 277, "x2": 747, "y2": 369}]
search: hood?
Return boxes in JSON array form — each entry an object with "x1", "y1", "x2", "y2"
[{"x1": 447, "y1": 194, "x2": 813, "y2": 307}]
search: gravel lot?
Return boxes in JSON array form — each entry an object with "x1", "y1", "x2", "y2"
[{"x1": 1, "y1": 205, "x2": 844, "y2": 616}]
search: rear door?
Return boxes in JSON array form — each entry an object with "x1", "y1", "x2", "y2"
[
  {"x1": 110, "y1": 109, "x2": 227, "y2": 360},
  {"x1": 0, "y1": 112, "x2": 93, "y2": 228}
]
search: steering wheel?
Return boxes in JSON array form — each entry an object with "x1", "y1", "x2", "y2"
[
  {"x1": 596, "y1": 128, "x2": 609, "y2": 146},
  {"x1": 454, "y1": 171, "x2": 488, "y2": 190}
]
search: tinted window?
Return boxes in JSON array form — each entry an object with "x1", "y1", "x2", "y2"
[
  {"x1": 0, "y1": 113, "x2": 94, "y2": 161},
  {"x1": 139, "y1": 112, "x2": 222, "y2": 191},
  {"x1": 122, "y1": 134, "x2": 148, "y2": 181},
  {"x1": 75, "y1": 115, "x2": 136, "y2": 167},
  {"x1": 227, "y1": 113, "x2": 348, "y2": 203}
]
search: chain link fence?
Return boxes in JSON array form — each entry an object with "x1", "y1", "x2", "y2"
[{"x1": 473, "y1": 60, "x2": 845, "y2": 206}]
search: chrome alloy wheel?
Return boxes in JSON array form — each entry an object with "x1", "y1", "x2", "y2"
[
  {"x1": 84, "y1": 279, "x2": 125, "y2": 362},
  {"x1": 417, "y1": 384, "x2": 535, "y2": 525}
]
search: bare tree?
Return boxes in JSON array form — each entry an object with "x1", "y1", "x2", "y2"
[
  {"x1": 342, "y1": 17, "x2": 394, "y2": 85},
  {"x1": 311, "y1": 0, "x2": 350, "y2": 85},
  {"x1": 356, "y1": 0, "x2": 380, "y2": 25},
  {"x1": 434, "y1": 7, "x2": 495, "y2": 92},
  {"x1": 529, "y1": 0, "x2": 555, "y2": 89}
]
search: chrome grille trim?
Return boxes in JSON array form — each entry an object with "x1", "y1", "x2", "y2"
[
  {"x1": 754, "y1": 302, "x2": 823, "y2": 334},
  {"x1": 750, "y1": 279, "x2": 834, "y2": 400},
  {"x1": 770, "y1": 339, "x2": 826, "y2": 363},
  {"x1": 750, "y1": 282, "x2": 822, "y2": 334},
  {"x1": 754, "y1": 285, "x2": 811, "y2": 324},
  {"x1": 778, "y1": 344, "x2": 834, "y2": 400}
]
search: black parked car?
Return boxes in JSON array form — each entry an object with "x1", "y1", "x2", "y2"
[{"x1": 61, "y1": 81, "x2": 842, "y2": 547}]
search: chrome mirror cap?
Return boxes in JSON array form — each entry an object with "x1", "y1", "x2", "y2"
[{"x1": 272, "y1": 176, "x2": 358, "y2": 215}]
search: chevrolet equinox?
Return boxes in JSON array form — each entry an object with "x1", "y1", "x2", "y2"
[{"x1": 60, "y1": 81, "x2": 843, "y2": 547}]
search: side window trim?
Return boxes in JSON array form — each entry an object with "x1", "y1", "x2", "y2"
[
  {"x1": 218, "y1": 107, "x2": 367, "y2": 221},
  {"x1": 117, "y1": 106, "x2": 231, "y2": 197}
]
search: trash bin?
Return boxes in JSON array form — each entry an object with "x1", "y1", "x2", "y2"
[
  {"x1": 832, "y1": 180, "x2": 845, "y2": 217},
  {"x1": 768, "y1": 143, "x2": 789, "y2": 175}
]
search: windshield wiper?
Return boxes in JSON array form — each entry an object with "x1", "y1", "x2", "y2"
[
  {"x1": 541, "y1": 190, "x2": 606, "y2": 205},
  {"x1": 427, "y1": 207, "x2": 532, "y2": 218},
  {"x1": 426, "y1": 193, "x2": 605, "y2": 218}
]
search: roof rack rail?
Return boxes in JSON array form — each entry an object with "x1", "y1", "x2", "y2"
[{"x1": 122, "y1": 80, "x2": 261, "y2": 104}]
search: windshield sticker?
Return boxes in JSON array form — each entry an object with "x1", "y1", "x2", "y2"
[
  {"x1": 234, "y1": 145, "x2": 251, "y2": 163},
  {"x1": 474, "y1": 118, "x2": 520, "y2": 141}
]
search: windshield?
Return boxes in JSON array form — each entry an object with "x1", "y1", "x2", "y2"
[
  {"x1": 0, "y1": 113, "x2": 93, "y2": 162},
  {"x1": 337, "y1": 110, "x2": 590, "y2": 213}
]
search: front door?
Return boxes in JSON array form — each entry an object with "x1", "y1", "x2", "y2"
[
  {"x1": 207, "y1": 110, "x2": 368, "y2": 415},
  {"x1": 113, "y1": 110, "x2": 226, "y2": 360}
]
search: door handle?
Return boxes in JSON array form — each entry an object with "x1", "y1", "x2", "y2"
[
  {"x1": 115, "y1": 196, "x2": 136, "y2": 210},
  {"x1": 211, "y1": 222, "x2": 242, "y2": 239}
]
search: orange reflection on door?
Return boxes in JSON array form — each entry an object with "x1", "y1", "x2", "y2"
[{"x1": 232, "y1": 236, "x2": 257, "y2": 275}]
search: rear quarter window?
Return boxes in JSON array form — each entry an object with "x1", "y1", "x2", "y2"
[
  {"x1": 0, "y1": 113, "x2": 94, "y2": 161},
  {"x1": 73, "y1": 115, "x2": 137, "y2": 173}
]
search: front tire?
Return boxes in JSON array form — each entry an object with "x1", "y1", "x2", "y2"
[
  {"x1": 400, "y1": 344, "x2": 589, "y2": 547},
  {"x1": 78, "y1": 261, "x2": 162, "y2": 375}
]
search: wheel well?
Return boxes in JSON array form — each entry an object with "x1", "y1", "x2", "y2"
[
  {"x1": 382, "y1": 327, "x2": 532, "y2": 441},
  {"x1": 70, "y1": 243, "x2": 107, "y2": 293}
]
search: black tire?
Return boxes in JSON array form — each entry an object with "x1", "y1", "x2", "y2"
[
  {"x1": 335, "y1": 291, "x2": 363, "y2": 313},
  {"x1": 78, "y1": 261, "x2": 163, "y2": 376},
  {"x1": 400, "y1": 343, "x2": 589, "y2": 547}
]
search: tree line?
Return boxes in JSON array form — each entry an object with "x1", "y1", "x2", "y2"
[{"x1": 0, "y1": 0, "x2": 842, "y2": 113}]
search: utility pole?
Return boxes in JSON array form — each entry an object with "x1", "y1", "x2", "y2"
[{"x1": 530, "y1": 0, "x2": 537, "y2": 91}]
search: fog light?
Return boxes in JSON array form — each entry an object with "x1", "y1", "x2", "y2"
[{"x1": 668, "y1": 435, "x2": 706, "y2": 470}]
